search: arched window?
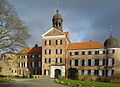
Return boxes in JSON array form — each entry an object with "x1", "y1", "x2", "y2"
[{"x1": 59, "y1": 22, "x2": 61, "y2": 26}]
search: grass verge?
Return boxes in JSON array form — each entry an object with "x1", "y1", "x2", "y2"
[
  {"x1": 0, "y1": 79, "x2": 13, "y2": 83},
  {"x1": 55, "y1": 79, "x2": 120, "y2": 87}
]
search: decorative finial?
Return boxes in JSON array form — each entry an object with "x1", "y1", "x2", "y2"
[{"x1": 56, "y1": 10, "x2": 59, "y2": 14}]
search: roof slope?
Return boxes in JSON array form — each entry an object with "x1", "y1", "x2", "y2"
[
  {"x1": 18, "y1": 46, "x2": 42, "y2": 54},
  {"x1": 67, "y1": 41, "x2": 104, "y2": 50}
]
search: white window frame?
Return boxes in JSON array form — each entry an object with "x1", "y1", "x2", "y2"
[
  {"x1": 108, "y1": 70, "x2": 112, "y2": 76},
  {"x1": 32, "y1": 62, "x2": 35, "y2": 67},
  {"x1": 99, "y1": 70, "x2": 102, "y2": 76},
  {"x1": 91, "y1": 59, "x2": 95, "y2": 66},
  {"x1": 91, "y1": 70, "x2": 94, "y2": 75},
  {"x1": 108, "y1": 59, "x2": 113, "y2": 67},
  {"x1": 99, "y1": 51, "x2": 103, "y2": 54},
  {"x1": 71, "y1": 60, "x2": 75, "y2": 66},
  {"x1": 38, "y1": 61, "x2": 41, "y2": 67},
  {"x1": 78, "y1": 59, "x2": 82, "y2": 66},
  {"x1": 99, "y1": 59, "x2": 103, "y2": 66},
  {"x1": 84, "y1": 59, "x2": 88, "y2": 66}
]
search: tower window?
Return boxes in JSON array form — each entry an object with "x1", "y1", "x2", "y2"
[
  {"x1": 59, "y1": 22, "x2": 61, "y2": 26},
  {"x1": 56, "y1": 49, "x2": 62, "y2": 54},
  {"x1": 45, "y1": 49, "x2": 51, "y2": 54},
  {"x1": 56, "y1": 40, "x2": 62, "y2": 45},
  {"x1": 45, "y1": 58, "x2": 51, "y2": 63},
  {"x1": 45, "y1": 40, "x2": 51, "y2": 45},
  {"x1": 56, "y1": 58, "x2": 62, "y2": 63}
]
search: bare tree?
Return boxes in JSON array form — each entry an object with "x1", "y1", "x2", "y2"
[{"x1": 0, "y1": 0, "x2": 31, "y2": 54}]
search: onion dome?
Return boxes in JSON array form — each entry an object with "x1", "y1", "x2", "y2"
[{"x1": 104, "y1": 35, "x2": 119, "y2": 48}]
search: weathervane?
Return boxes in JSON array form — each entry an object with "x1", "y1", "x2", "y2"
[{"x1": 57, "y1": 0, "x2": 59, "y2": 10}]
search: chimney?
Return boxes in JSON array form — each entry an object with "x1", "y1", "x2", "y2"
[{"x1": 35, "y1": 44, "x2": 38, "y2": 47}]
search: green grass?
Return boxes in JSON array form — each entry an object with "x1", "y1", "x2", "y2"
[
  {"x1": 0, "y1": 79, "x2": 12, "y2": 83},
  {"x1": 55, "y1": 79, "x2": 120, "y2": 87}
]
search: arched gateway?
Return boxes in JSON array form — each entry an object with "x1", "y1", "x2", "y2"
[{"x1": 50, "y1": 65, "x2": 65, "y2": 78}]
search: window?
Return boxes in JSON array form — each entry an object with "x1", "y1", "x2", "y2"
[
  {"x1": 19, "y1": 56, "x2": 22, "y2": 59},
  {"x1": 32, "y1": 62, "x2": 35, "y2": 67},
  {"x1": 85, "y1": 51, "x2": 88, "y2": 55},
  {"x1": 99, "y1": 59, "x2": 103, "y2": 66},
  {"x1": 71, "y1": 60, "x2": 75, "y2": 66},
  {"x1": 91, "y1": 59, "x2": 95, "y2": 66},
  {"x1": 45, "y1": 40, "x2": 51, "y2": 45},
  {"x1": 78, "y1": 52, "x2": 82, "y2": 55},
  {"x1": 44, "y1": 69, "x2": 50, "y2": 75},
  {"x1": 56, "y1": 58, "x2": 62, "y2": 63},
  {"x1": 45, "y1": 49, "x2": 51, "y2": 54},
  {"x1": 91, "y1": 51, "x2": 95, "y2": 55},
  {"x1": 99, "y1": 70, "x2": 102, "y2": 76},
  {"x1": 70, "y1": 52, "x2": 75, "y2": 55},
  {"x1": 75, "y1": 60, "x2": 78, "y2": 66},
  {"x1": 78, "y1": 59, "x2": 82, "y2": 66},
  {"x1": 82, "y1": 51, "x2": 85, "y2": 55},
  {"x1": 24, "y1": 55, "x2": 27, "y2": 58},
  {"x1": 107, "y1": 70, "x2": 114, "y2": 76},
  {"x1": 45, "y1": 58, "x2": 51, "y2": 63},
  {"x1": 38, "y1": 61, "x2": 41, "y2": 67},
  {"x1": 11, "y1": 70, "x2": 16, "y2": 73},
  {"x1": 88, "y1": 51, "x2": 91, "y2": 55},
  {"x1": 84, "y1": 70, "x2": 88, "y2": 75},
  {"x1": 38, "y1": 55, "x2": 41, "y2": 58},
  {"x1": 88, "y1": 59, "x2": 91, "y2": 66},
  {"x1": 32, "y1": 55, "x2": 35, "y2": 58},
  {"x1": 108, "y1": 59, "x2": 114, "y2": 67},
  {"x1": 95, "y1": 59, "x2": 99, "y2": 66},
  {"x1": 91, "y1": 70, "x2": 94, "y2": 75},
  {"x1": 109, "y1": 50, "x2": 115, "y2": 54},
  {"x1": 56, "y1": 49, "x2": 62, "y2": 54},
  {"x1": 19, "y1": 62, "x2": 22, "y2": 67},
  {"x1": 103, "y1": 50, "x2": 106, "y2": 54},
  {"x1": 75, "y1": 52, "x2": 78, "y2": 55},
  {"x1": 95, "y1": 51, "x2": 99, "y2": 54},
  {"x1": 84, "y1": 59, "x2": 88, "y2": 66},
  {"x1": 99, "y1": 51, "x2": 103, "y2": 54},
  {"x1": 25, "y1": 62, "x2": 27, "y2": 67},
  {"x1": 81, "y1": 59, "x2": 85, "y2": 66},
  {"x1": 56, "y1": 40, "x2": 62, "y2": 45},
  {"x1": 78, "y1": 70, "x2": 82, "y2": 75}
]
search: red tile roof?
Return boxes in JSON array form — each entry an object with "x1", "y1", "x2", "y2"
[
  {"x1": 63, "y1": 32, "x2": 68, "y2": 34},
  {"x1": 18, "y1": 46, "x2": 42, "y2": 54},
  {"x1": 67, "y1": 41, "x2": 104, "y2": 50}
]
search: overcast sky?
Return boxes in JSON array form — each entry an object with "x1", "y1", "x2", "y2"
[{"x1": 9, "y1": 0, "x2": 120, "y2": 47}]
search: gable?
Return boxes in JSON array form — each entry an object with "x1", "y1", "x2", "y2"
[{"x1": 41, "y1": 27, "x2": 64, "y2": 37}]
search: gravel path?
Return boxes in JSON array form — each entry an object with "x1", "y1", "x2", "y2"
[{"x1": 0, "y1": 78, "x2": 70, "y2": 87}]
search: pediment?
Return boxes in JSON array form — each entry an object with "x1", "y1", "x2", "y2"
[{"x1": 42, "y1": 27, "x2": 64, "y2": 37}]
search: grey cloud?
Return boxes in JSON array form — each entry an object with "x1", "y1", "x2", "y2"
[{"x1": 9, "y1": 0, "x2": 120, "y2": 47}]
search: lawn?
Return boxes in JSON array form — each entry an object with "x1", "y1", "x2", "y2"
[
  {"x1": 0, "y1": 78, "x2": 12, "y2": 83},
  {"x1": 55, "y1": 79, "x2": 120, "y2": 87}
]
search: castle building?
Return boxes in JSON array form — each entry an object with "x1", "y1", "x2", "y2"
[{"x1": 0, "y1": 10, "x2": 120, "y2": 79}]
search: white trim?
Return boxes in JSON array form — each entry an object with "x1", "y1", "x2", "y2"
[
  {"x1": 42, "y1": 35, "x2": 65, "y2": 39},
  {"x1": 68, "y1": 48, "x2": 105, "y2": 52},
  {"x1": 41, "y1": 27, "x2": 65, "y2": 37}
]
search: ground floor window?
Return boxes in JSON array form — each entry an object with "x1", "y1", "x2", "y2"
[
  {"x1": 44, "y1": 69, "x2": 50, "y2": 75},
  {"x1": 77, "y1": 69, "x2": 114, "y2": 76}
]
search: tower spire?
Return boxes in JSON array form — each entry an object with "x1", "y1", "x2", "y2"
[
  {"x1": 110, "y1": 26, "x2": 113, "y2": 37},
  {"x1": 52, "y1": 0, "x2": 63, "y2": 31}
]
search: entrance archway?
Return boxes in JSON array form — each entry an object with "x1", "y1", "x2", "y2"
[{"x1": 55, "y1": 69, "x2": 61, "y2": 78}]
